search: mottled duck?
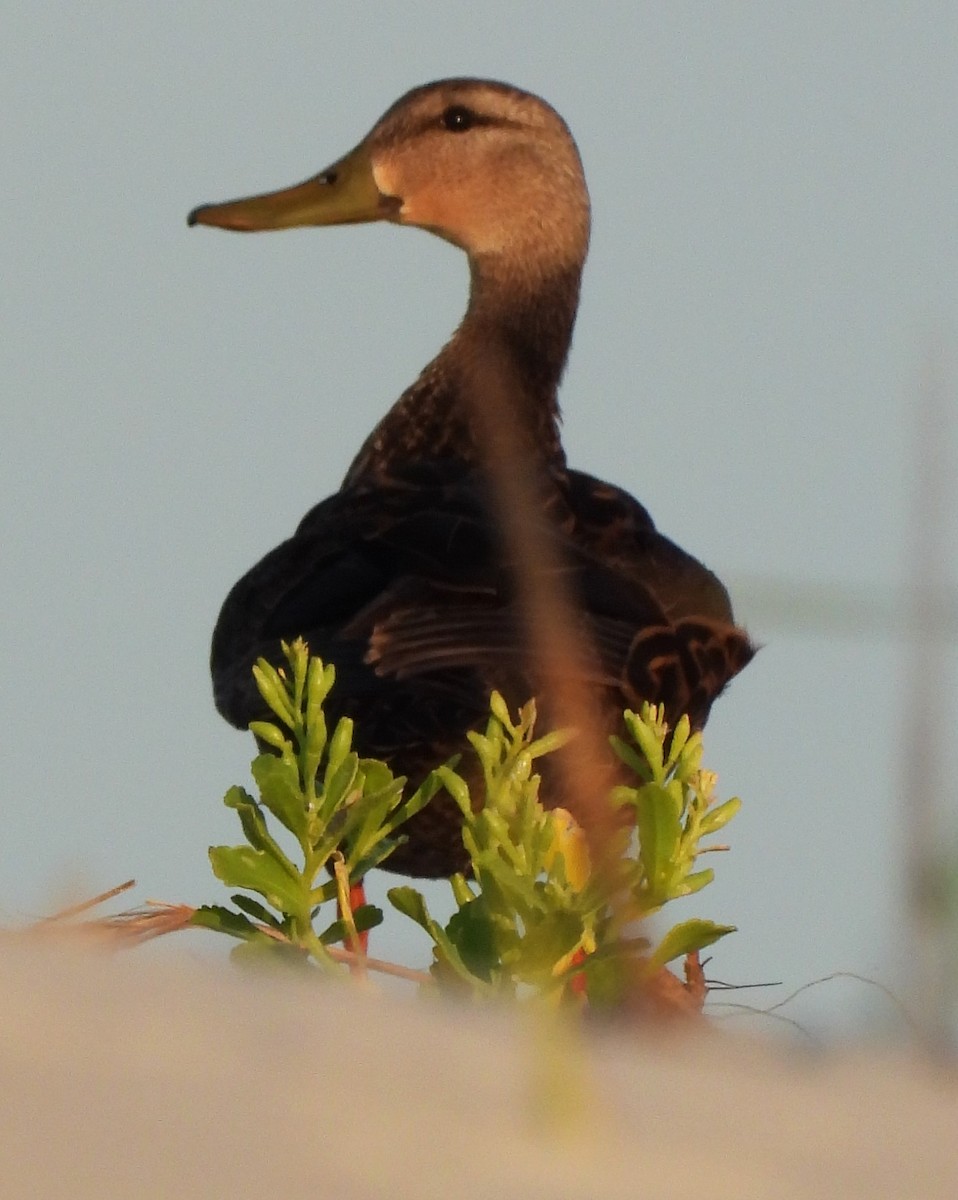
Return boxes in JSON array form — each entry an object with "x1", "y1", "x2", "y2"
[{"x1": 189, "y1": 79, "x2": 753, "y2": 877}]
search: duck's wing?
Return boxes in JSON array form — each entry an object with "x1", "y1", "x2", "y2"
[
  {"x1": 209, "y1": 464, "x2": 514, "y2": 749},
  {"x1": 559, "y1": 470, "x2": 735, "y2": 621},
  {"x1": 353, "y1": 465, "x2": 753, "y2": 732},
  {"x1": 559, "y1": 469, "x2": 754, "y2": 727},
  {"x1": 211, "y1": 464, "x2": 752, "y2": 748}
]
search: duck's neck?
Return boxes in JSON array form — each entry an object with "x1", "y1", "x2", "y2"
[{"x1": 343, "y1": 257, "x2": 582, "y2": 487}]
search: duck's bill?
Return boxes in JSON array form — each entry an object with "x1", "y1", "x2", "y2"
[{"x1": 187, "y1": 144, "x2": 398, "y2": 231}]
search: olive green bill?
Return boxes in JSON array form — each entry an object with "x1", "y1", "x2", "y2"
[{"x1": 187, "y1": 143, "x2": 399, "y2": 231}]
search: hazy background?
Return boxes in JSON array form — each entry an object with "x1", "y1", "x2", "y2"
[{"x1": 3, "y1": 3, "x2": 956, "y2": 1036}]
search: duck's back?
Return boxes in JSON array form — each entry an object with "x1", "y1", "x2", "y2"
[{"x1": 211, "y1": 461, "x2": 751, "y2": 793}]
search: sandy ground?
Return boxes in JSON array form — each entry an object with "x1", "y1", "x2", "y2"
[{"x1": 0, "y1": 943, "x2": 954, "y2": 1199}]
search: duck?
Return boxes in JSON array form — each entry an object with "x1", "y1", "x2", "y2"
[{"x1": 189, "y1": 79, "x2": 753, "y2": 878}]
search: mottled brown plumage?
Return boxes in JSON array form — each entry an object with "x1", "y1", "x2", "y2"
[{"x1": 190, "y1": 79, "x2": 753, "y2": 877}]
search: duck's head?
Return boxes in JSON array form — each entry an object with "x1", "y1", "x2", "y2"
[{"x1": 188, "y1": 79, "x2": 590, "y2": 283}]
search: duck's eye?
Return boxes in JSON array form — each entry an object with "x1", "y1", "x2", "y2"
[{"x1": 441, "y1": 105, "x2": 475, "y2": 132}]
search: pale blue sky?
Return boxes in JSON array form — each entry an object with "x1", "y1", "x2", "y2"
[{"x1": 3, "y1": 4, "x2": 956, "y2": 1034}]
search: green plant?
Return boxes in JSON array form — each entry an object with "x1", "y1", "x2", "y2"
[
  {"x1": 192, "y1": 639, "x2": 443, "y2": 968},
  {"x1": 196, "y1": 639, "x2": 741, "y2": 1008},
  {"x1": 391, "y1": 696, "x2": 739, "y2": 1006}
]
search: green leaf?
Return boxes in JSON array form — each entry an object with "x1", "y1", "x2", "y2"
[
  {"x1": 248, "y1": 721, "x2": 291, "y2": 753},
  {"x1": 359, "y1": 757, "x2": 396, "y2": 796},
  {"x1": 209, "y1": 845, "x2": 306, "y2": 917},
  {"x1": 320, "y1": 753, "x2": 360, "y2": 820},
  {"x1": 351, "y1": 778, "x2": 406, "y2": 839},
  {"x1": 489, "y1": 691, "x2": 515, "y2": 731},
  {"x1": 445, "y1": 896, "x2": 499, "y2": 980},
  {"x1": 336, "y1": 781, "x2": 402, "y2": 861},
  {"x1": 223, "y1": 786, "x2": 297, "y2": 871},
  {"x1": 325, "y1": 717, "x2": 355, "y2": 780},
  {"x1": 191, "y1": 904, "x2": 269, "y2": 943},
  {"x1": 466, "y1": 729, "x2": 497, "y2": 780},
  {"x1": 648, "y1": 919, "x2": 736, "y2": 971},
  {"x1": 579, "y1": 953, "x2": 631, "y2": 1008},
  {"x1": 609, "y1": 734, "x2": 651, "y2": 781},
  {"x1": 675, "y1": 868, "x2": 714, "y2": 896},
  {"x1": 308, "y1": 878, "x2": 339, "y2": 908},
  {"x1": 513, "y1": 910, "x2": 583, "y2": 978},
  {"x1": 319, "y1": 904, "x2": 384, "y2": 945},
  {"x1": 663, "y1": 714, "x2": 691, "y2": 769},
  {"x1": 625, "y1": 711, "x2": 664, "y2": 779},
  {"x1": 607, "y1": 783, "x2": 640, "y2": 812},
  {"x1": 224, "y1": 784, "x2": 256, "y2": 808},
  {"x1": 387, "y1": 886, "x2": 433, "y2": 931},
  {"x1": 387, "y1": 769, "x2": 446, "y2": 830},
  {"x1": 250, "y1": 754, "x2": 307, "y2": 837},
  {"x1": 288, "y1": 639, "x2": 309, "y2": 708},
  {"x1": 230, "y1": 894, "x2": 283, "y2": 929},
  {"x1": 435, "y1": 765, "x2": 471, "y2": 816},
  {"x1": 346, "y1": 838, "x2": 403, "y2": 882},
  {"x1": 305, "y1": 656, "x2": 336, "y2": 720},
  {"x1": 302, "y1": 710, "x2": 328, "y2": 781},
  {"x1": 634, "y1": 783, "x2": 682, "y2": 897},
  {"x1": 526, "y1": 727, "x2": 576, "y2": 759},
  {"x1": 387, "y1": 887, "x2": 492, "y2": 992},
  {"x1": 449, "y1": 873, "x2": 475, "y2": 907},
  {"x1": 673, "y1": 736, "x2": 703, "y2": 781},
  {"x1": 252, "y1": 660, "x2": 296, "y2": 728},
  {"x1": 697, "y1": 797, "x2": 742, "y2": 837}
]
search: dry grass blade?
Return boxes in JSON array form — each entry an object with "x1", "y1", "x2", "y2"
[
  {"x1": 464, "y1": 347, "x2": 619, "y2": 857},
  {"x1": 17, "y1": 883, "x2": 191, "y2": 948},
  {"x1": 37, "y1": 879, "x2": 137, "y2": 924},
  {"x1": 30, "y1": 884, "x2": 434, "y2": 984}
]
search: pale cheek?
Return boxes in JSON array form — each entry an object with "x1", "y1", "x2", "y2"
[
  {"x1": 372, "y1": 157, "x2": 429, "y2": 226},
  {"x1": 371, "y1": 158, "x2": 403, "y2": 207},
  {"x1": 371, "y1": 157, "x2": 502, "y2": 251}
]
